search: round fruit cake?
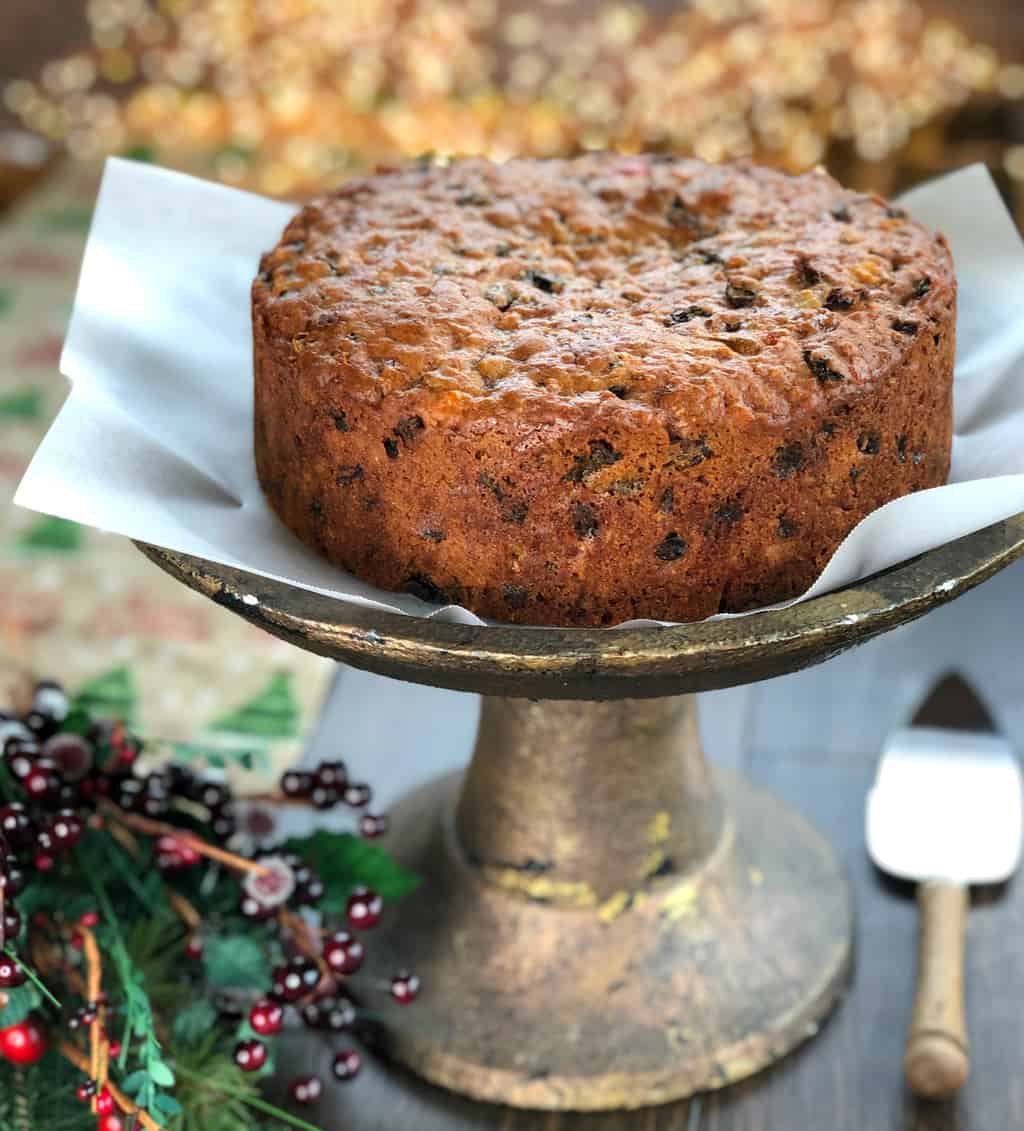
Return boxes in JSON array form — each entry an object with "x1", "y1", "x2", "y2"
[{"x1": 253, "y1": 154, "x2": 955, "y2": 626}]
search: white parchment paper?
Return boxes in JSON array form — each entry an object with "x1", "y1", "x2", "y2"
[{"x1": 15, "y1": 159, "x2": 1024, "y2": 627}]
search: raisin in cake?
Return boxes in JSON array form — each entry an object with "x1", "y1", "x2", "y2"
[{"x1": 253, "y1": 155, "x2": 955, "y2": 626}]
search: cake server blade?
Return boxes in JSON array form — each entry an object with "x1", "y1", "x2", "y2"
[{"x1": 866, "y1": 673, "x2": 1022, "y2": 1097}]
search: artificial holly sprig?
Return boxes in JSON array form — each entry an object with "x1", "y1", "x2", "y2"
[{"x1": 0, "y1": 676, "x2": 421, "y2": 1131}]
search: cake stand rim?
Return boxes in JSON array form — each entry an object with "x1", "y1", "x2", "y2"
[{"x1": 135, "y1": 512, "x2": 1024, "y2": 696}]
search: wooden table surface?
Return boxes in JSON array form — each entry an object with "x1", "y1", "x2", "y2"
[{"x1": 278, "y1": 556, "x2": 1024, "y2": 1130}]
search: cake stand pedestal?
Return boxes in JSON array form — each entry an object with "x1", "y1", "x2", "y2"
[{"x1": 139, "y1": 515, "x2": 1024, "y2": 1112}]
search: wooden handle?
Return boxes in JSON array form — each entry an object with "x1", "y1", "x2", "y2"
[{"x1": 904, "y1": 880, "x2": 969, "y2": 1097}]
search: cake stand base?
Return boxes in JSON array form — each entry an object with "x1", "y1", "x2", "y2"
[{"x1": 363, "y1": 764, "x2": 853, "y2": 1111}]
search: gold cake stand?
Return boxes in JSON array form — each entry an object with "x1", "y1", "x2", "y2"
[{"x1": 139, "y1": 515, "x2": 1024, "y2": 1112}]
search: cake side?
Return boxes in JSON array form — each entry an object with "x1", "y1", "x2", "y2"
[{"x1": 253, "y1": 154, "x2": 955, "y2": 626}]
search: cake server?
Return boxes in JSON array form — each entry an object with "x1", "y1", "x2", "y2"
[{"x1": 866, "y1": 674, "x2": 1022, "y2": 1098}]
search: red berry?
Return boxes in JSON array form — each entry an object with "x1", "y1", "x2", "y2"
[
  {"x1": 0, "y1": 1016, "x2": 47, "y2": 1064},
  {"x1": 185, "y1": 934, "x2": 204, "y2": 960},
  {"x1": 234, "y1": 1038, "x2": 268, "y2": 1072},
  {"x1": 107, "y1": 1039, "x2": 122, "y2": 1058},
  {"x1": 98, "y1": 1115, "x2": 124, "y2": 1131},
  {"x1": 323, "y1": 930, "x2": 364, "y2": 975},
  {"x1": 79, "y1": 911, "x2": 100, "y2": 929},
  {"x1": 391, "y1": 970, "x2": 420, "y2": 1004},
  {"x1": 249, "y1": 998, "x2": 284, "y2": 1036},
  {"x1": 280, "y1": 771, "x2": 313, "y2": 798},
  {"x1": 314, "y1": 761, "x2": 347, "y2": 790},
  {"x1": 346, "y1": 887, "x2": 382, "y2": 930},
  {"x1": 0, "y1": 804, "x2": 34, "y2": 847},
  {"x1": 239, "y1": 894, "x2": 275, "y2": 922},
  {"x1": 34, "y1": 853, "x2": 55, "y2": 873},
  {"x1": 289, "y1": 1074, "x2": 323, "y2": 1105},
  {"x1": 3, "y1": 905, "x2": 20, "y2": 935},
  {"x1": 343, "y1": 783, "x2": 372, "y2": 809},
  {"x1": 360, "y1": 813, "x2": 389, "y2": 838},
  {"x1": 0, "y1": 958, "x2": 25, "y2": 988},
  {"x1": 47, "y1": 810, "x2": 84, "y2": 851},
  {"x1": 332, "y1": 1048, "x2": 362, "y2": 1081},
  {"x1": 70, "y1": 930, "x2": 84, "y2": 950},
  {"x1": 270, "y1": 957, "x2": 320, "y2": 1003},
  {"x1": 23, "y1": 763, "x2": 61, "y2": 804},
  {"x1": 95, "y1": 1088, "x2": 115, "y2": 1115},
  {"x1": 154, "y1": 835, "x2": 201, "y2": 872},
  {"x1": 301, "y1": 995, "x2": 355, "y2": 1032}
]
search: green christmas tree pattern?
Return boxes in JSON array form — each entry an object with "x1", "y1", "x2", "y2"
[
  {"x1": 15, "y1": 515, "x2": 84, "y2": 554},
  {"x1": 207, "y1": 672, "x2": 299, "y2": 740},
  {"x1": 71, "y1": 664, "x2": 137, "y2": 726},
  {"x1": 0, "y1": 386, "x2": 43, "y2": 421}
]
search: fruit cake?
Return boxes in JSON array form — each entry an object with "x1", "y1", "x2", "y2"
[{"x1": 253, "y1": 154, "x2": 955, "y2": 626}]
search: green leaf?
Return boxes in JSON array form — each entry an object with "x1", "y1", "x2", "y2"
[
  {"x1": 0, "y1": 983, "x2": 41, "y2": 1028},
  {"x1": 282, "y1": 829, "x2": 421, "y2": 911},
  {"x1": 202, "y1": 935, "x2": 270, "y2": 990},
  {"x1": 152, "y1": 1092, "x2": 182, "y2": 1117},
  {"x1": 15, "y1": 515, "x2": 83, "y2": 554},
  {"x1": 120, "y1": 1070, "x2": 148, "y2": 1096},
  {"x1": 172, "y1": 998, "x2": 218, "y2": 1047},
  {"x1": 71, "y1": 665, "x2": 136, "y2": 725},
  {"x1": 0, "y1": 288, "x2": 12, "y2": 316},
  {"x1": 148, "y1": 1058, "x2": 175, "y2": 1087},
  {"x1": 62, "y1": 706, "x2": 92, "y2": 735},
  {"x1": 0, "y1": 386, "x2": 42, "y2": 420},
  {"x1": 207, "y1": 672, "x2": 299, "y2": 740}
]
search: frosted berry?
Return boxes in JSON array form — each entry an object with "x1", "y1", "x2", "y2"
[
  {"x1": 185, "y1": 934, "x2": 204, "y2": 960},
  {"x1": 0, "y1": 1016, "x2": 47, "y2": 1064},
  {"x1": 234, "y1": 1038, "x2": 268, "y2": 1072},
  {"x1": 41, "y1": 733, "x2": 93, "y2": 781},
  {"x1": 323, "y1": 930, "x2": 364, "y2": 975},
  {"x1": 76, "y1": 1079, "x2": 96, "y2": 1102},
  {"x1": 289, "y1": 1074, "x2": 323, "y2": 1105},
  {"x1": 346, "y1": 887, "x2": 382, "y2": 930},
  {"x1": 0, "y1": 958, "x2": 25, "y2": 988},
  {"x1": 249, "y1": 999, "x2": 284, "y2": 1037},
  {"x1": 391, "y1": 970, "x2": 421, "y2": 1004},
  {"x1": 332, "y1": 1048, "x2": 362, "y2": 1081}
]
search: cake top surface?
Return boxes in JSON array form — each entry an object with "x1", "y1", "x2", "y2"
[{"x1": 254, "y1": 154, "x2": 954, "y2": 428}]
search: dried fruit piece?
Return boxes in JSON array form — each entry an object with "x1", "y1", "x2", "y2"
[
  {"x1": 655, "y1": 533, "x2": 688, "y2": 562},
  {"x1": 803, "y1": 350, "x2": 845, "y2": 384}
]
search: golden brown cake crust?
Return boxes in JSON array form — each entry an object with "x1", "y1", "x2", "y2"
[{"x1": 253, "y1": 154, "x2": 955, "y2": 626}]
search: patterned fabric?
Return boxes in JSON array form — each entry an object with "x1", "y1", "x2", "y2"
[{"x1": 0, "y1": 161, "x2": 333, "y2": 791}]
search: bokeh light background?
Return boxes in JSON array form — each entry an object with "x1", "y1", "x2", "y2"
[{"x1": 3, "y1": 1, "x2": 1024, "y2": 208}]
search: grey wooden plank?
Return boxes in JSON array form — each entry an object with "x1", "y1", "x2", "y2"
[{"x1": 744, "y1": 557, "x2": 1024, "y2": 766}]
